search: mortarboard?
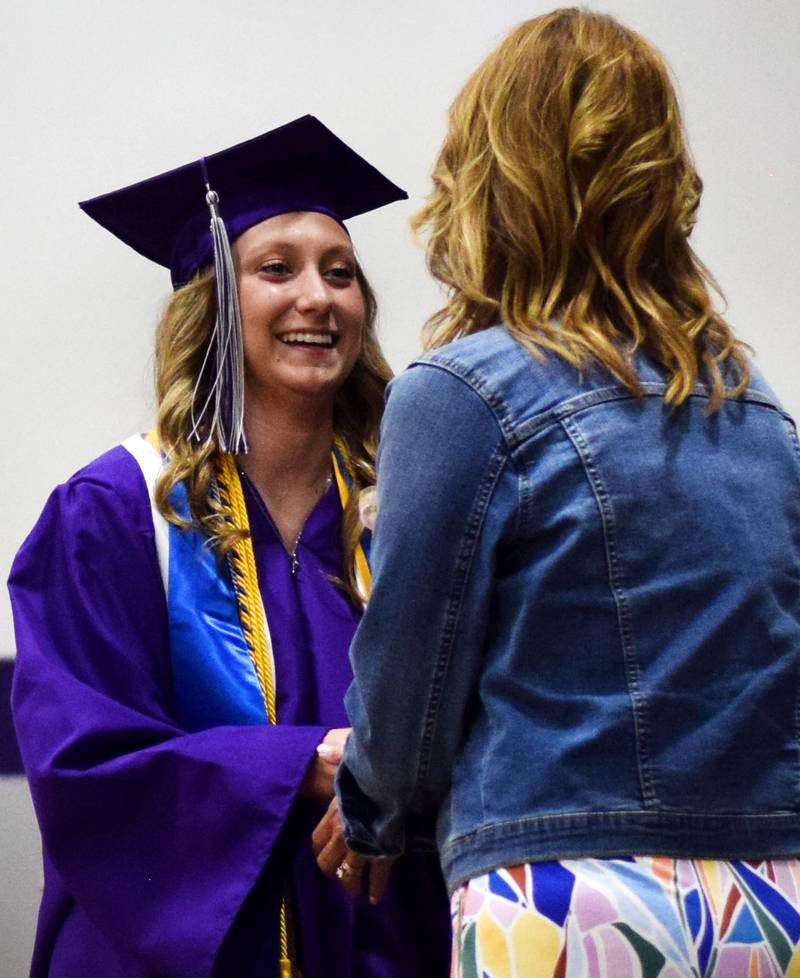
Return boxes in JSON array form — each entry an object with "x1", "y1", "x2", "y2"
[
  {"x1": 78, "y1": 116, "x2": 407, "y2": 454},
  {"x1": 79, "y1": 114, "x2": 408, "y2": 288}
]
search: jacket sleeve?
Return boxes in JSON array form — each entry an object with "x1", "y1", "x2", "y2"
[
  {"x1": 337, "y1": 363, "x2": 512, "y2": 857},
  {"x1": 9, "y1": 469, "x2": 326, "y2": 978}
]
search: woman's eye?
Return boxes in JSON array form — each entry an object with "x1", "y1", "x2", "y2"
[
  {"x1": 326, "y1": 265, "x2": 356, "y2": 282},
  {"x1": 259, "y1": 261, "x2": 290, "y2": 276}
]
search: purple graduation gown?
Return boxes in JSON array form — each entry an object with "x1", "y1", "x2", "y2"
[{"x1": 9, "y1": 446, "x2": 450, "y2": 978}]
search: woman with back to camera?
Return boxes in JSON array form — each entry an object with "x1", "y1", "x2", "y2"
[
  {"x1": 9, "y1": 116, "x2": 450, "y2": 978},
  {"x1": 321, "y1": 11, "x2": 800, "y2": 977}
]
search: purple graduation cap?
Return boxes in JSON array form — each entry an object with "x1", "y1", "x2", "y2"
[{"x1": 79, "y1": 115, "x2": 407, "y2": 453}]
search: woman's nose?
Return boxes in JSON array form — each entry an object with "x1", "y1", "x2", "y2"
[{"x1": 295, "y1": 269, "x2": 331, "y2": 314}]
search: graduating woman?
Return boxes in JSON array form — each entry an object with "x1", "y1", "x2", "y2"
[
  {"x1": 325, "y1": 12, "x2": 800, "y2": 978},
  {"x1": 9, "y1": 116, "x2": 450, "y2": 978}
]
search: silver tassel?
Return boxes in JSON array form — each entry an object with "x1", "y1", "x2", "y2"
[{"x1": 189, "y1": 186, "x2": 248, "y2": 454}]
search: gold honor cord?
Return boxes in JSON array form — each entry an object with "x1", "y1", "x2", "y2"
[{"x1": 215, "y1": 453, "x2": 293, "y2": 977}]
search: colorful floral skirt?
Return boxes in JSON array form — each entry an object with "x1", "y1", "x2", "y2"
[{"x1": 450, "y1": 857, "x2": 800, "y2": 978}]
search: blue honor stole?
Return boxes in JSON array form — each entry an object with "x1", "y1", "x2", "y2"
[{"x1": 122, "y1": 433, "x2": 372, "y2": 731}]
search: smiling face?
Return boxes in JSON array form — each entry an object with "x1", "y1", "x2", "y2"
[{"x1": 232, "y1": 211, "x2": 365, "y2": 412}]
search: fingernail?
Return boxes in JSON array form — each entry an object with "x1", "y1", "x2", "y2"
[{"x1": 316, "y1": 744, "x2": 335, "y2": 757}]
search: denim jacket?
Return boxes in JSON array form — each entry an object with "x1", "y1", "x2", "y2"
[{"x1": 338, "y1": 325, "x2": 800, "y2": 892}]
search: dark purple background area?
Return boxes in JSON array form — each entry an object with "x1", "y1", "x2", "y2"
[{"x1": 1, "y1": 659, "x2": 23, "y2": 774}]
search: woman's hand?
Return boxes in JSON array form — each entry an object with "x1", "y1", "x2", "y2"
[
  {"x1": 312, "y1": 799, "x2": 393, "y2": 903},
  {"x1": 299, "y1": 728, "x2": 350, "y2": 801}
]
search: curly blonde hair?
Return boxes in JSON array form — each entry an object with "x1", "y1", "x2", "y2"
[
  {"x1": 412, "y1": 8, "x2": 749, "y2": 410},
  {"x1": 153, "y1": 264, "x2": 390, "y2": 604}
]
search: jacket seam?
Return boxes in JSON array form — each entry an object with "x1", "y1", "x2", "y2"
[
  {"x1": 414, "y1": 444, "x2": 509, "y2": 793},
  {"x1": 413, "y1": 349, "x2": 791, "y2": 447},
  {"x1": 442, "y1": 807, "x2": 800, "y2": 851},
  {"x1": 511, "y1": 386, "x2": 793, "y2": 446},
  {"x1": 407, "y1": 360, "x2": 516, "y2": 446},
  {"x1": 560, "y1": 415, "x2": 659, "y2": 809}
]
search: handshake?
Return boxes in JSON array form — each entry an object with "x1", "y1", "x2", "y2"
[{"x1": 305, "y1": 727, "x2": 393, "y2": 904}]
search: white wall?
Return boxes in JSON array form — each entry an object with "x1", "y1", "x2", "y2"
[{"x1": 0, "y1": 779, "x2": 41, "y2": 975}]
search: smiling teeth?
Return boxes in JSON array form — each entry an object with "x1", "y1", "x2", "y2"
[{"x1": 280, "y1": 332, "x2": 334, "y2": 346}]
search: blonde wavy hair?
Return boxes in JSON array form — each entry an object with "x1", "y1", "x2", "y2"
[
  {"x1": 153, "y1": 264, "x2": 390, "y2": 604},
  {"x1": 412, "y1": 8, "x2": 749, "y2": 409}
]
